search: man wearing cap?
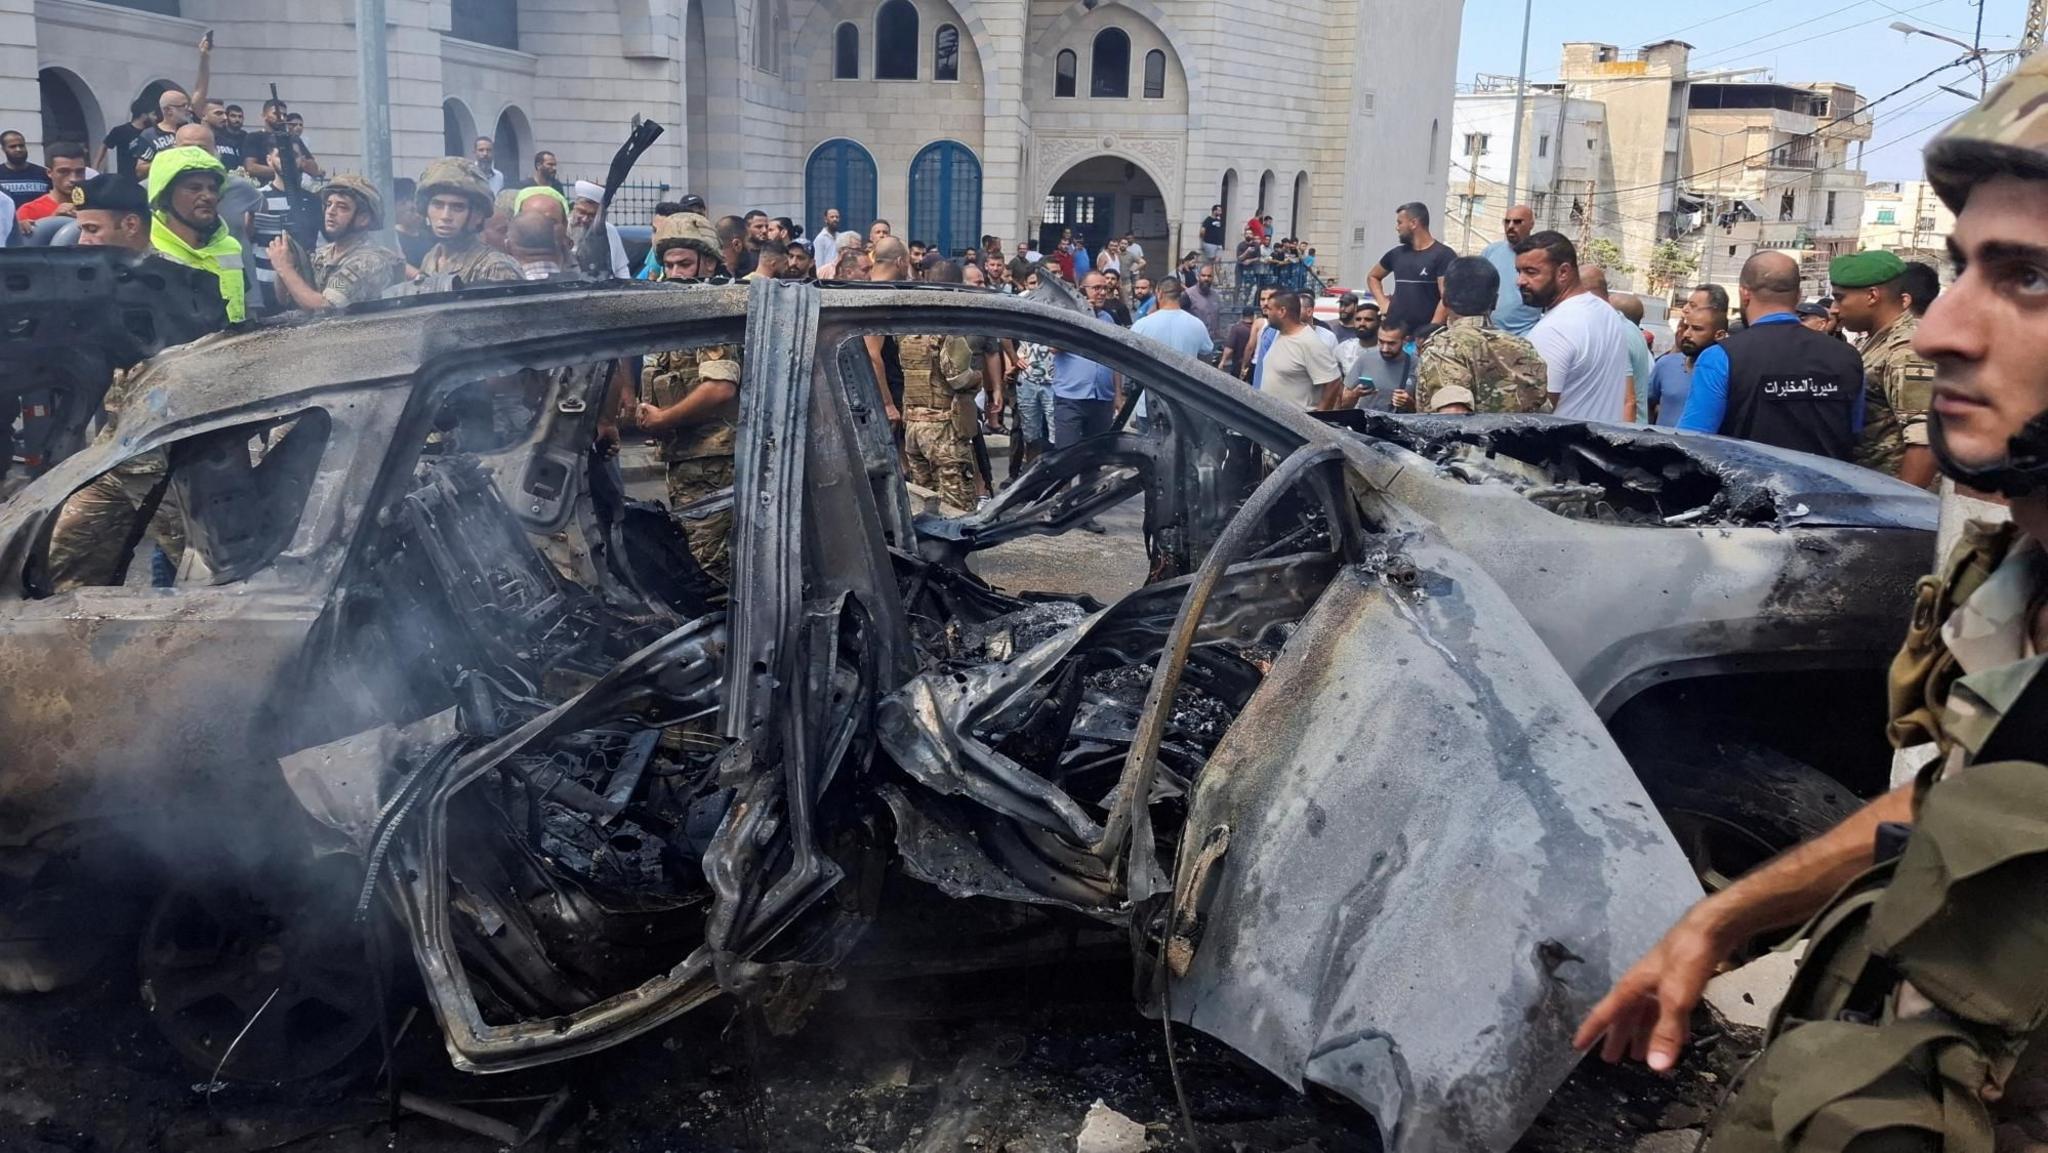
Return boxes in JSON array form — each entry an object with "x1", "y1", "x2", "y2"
[
  {"x1": 416, "y1": 158, "x2": 522, "y2": 286},
  {"x1": 569, "y1": 179, "x2": 631, "y2": 278},
  {"x1": 1832, "y1": 248, "x2": 1940, "y2": 488},
  {"x1": 1795, "y1": 300, "x2": 1833, "y2": 333},
  {"x1": 1577, "y1": 52, "x2": 2048, "y2": 1151},
  {"x1": 71, "y1": 173, "x2": 149, "y2": 250},
  {"x1": 627, "y1": 211, "x2": 743, "y2": 583},
  {"x1": 267, "y1": 176, "x2": 405, "y2": 311},
  {"x1": 785, "y1": 239, "x2": 815, "y2": 281},
  {"x1": 1411, "y1": 256, "x2": 1548, "y2": 415}
]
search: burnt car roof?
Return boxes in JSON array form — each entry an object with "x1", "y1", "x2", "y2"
[{"x1": 90, "y1": 279, "x2": 1328, "y2": 463}]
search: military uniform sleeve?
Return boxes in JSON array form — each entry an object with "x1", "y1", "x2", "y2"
[
  {"x1": 1503, "y1": 335, "x2": 1549, "y2": 413},
  {"x1": 1894, "y1": 351, "x2": 1936, "y2": 446},
  {"x1": 697, "y1": 344, "x2": 743, "y2": 387},
  {"x1": 320, "y1": 248, "x2": 404, "y2": 308},
  {"x1": 472, "y1": 250, "x2": 526, "y2": 284},
  {"x1": 1416, "y1": 336, "x2": 1474, "y2": 412},
  {"x1": 939, "y1": 336, "x2": 982, "y2": 394}
]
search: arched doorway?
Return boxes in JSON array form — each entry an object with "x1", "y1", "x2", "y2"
[
  {"x1": 908, "y1": 141, "x2": 980, "y2": 258},
  {"x1": 1041, "y1": 155, "x2": 1165, "y2": 268},
  {"x1": 39, "y1": 68, "x2": 101, "y2": 150},
  {"x1": 493, "y1": 106, "x2": 531, "y2": 177},
  {"x1": 805, "y1": 138, "x2": 878, "y2": 239},
  {"x1": 1256, "y1": 169, "x2": 1274, "y2": 220},
  {"x1": 442, "y1": 98, "x2": 476, "y2": 160}
]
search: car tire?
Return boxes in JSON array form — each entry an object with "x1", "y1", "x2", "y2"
[{"x1": 1623, "y1": 733, "x2": 1861, "y2": 893}]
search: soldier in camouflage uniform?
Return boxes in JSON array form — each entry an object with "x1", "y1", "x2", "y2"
[
  {"x1": 1412, "y1": 256, "x2": 1548, "y2": 414},
  {"x1": 1578, "y1": 52, "x2": 2048, "y2": 1152},
  {"x1": 898, "y1": 331, "x2": 983, "y2": 511},
  {"x1": 413, "y1": 158, "x2": 521, "y2": 285},
  {"x1": 632, "y1": 211, "x2": 742, "y2": 582},
  {"x1": 1832, "y1": 249, "x2": 1939, "y2": 488},
  {"x1": 44, "y1": 367, "x2": 184, "y2": 591},
  {"x1": 267, "y1": 175, "x2": 405, "y2": 310}
]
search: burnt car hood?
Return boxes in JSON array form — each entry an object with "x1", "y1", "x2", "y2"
[{"x1": 1333, "y1": 411, "x2": 1937, "y2": 531}]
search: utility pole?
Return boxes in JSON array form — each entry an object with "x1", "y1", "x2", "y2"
[
  {"x1": 356, "y1": 0, "x2": 392, "y2": 224},
  {"x1": 1504, "y1": 0, "x2": 1534, "y2": 208},
  {"x1": 1462, "y1": 135, "x2": 1483, "y2": 251},
  {"x1": 2026, "y1": 0, "x2": 2046, "y2": 56}
]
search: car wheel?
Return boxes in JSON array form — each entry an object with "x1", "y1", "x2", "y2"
[{"x1": 1626, "y1": 735, "x2": 1860, "y2": 892}]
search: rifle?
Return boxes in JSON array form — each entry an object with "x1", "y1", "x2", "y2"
[{"x1": 572, "y1": 117, "x2": 664, "y2": 280}]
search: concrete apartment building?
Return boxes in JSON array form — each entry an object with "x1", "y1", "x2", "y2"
[
  {"x1": 2, "y1": 0, "x2": 1464, "y2": 286},
  {"x1": 1521, "y1": 39, "x2": 1871, "y2": 298},
  {"x1": 1683, "y1": 78, "x2": 1871, "y2": 291},
  {"x1": 1860, "y1": 178, "x2": 1953, "y2": 268},
  {"x1": 1443, "y1": 77, "x2": 1615, "y2": 256}
]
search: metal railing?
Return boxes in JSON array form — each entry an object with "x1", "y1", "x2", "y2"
[{"x1": 605, "y1": 181, "x2": 675, "y2": 228}]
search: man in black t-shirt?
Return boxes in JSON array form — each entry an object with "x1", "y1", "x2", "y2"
[
  {"x1": 1200, "y1": 203, "x2": 1226, "y2": 259},
  {"x1": 1367, "y1": 201, "x2": 1457, "y2": 336},
  {"x1": 99, "y1": 97, "x2": 156, "y2": 182},
  {"x1": 0, "y1": 131, "x2": 50, "y2": 207}
]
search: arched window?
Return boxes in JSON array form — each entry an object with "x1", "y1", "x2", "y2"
[
  {"x1": 908, "y1": 140, "x2": 981, "y2": 257},
  {"x1": 1142, "y1": 49, "x2": 1165, "y2": 99},
  {"x1": 1428, "y1": 118, "x2": 1439, "y2": 174},
  {"x1": 876, "y1": 0, "x2": 918, "y2": 80},
  {"x1": 934, "y1": 24, "x2": 960, "y2": 82},
  {"x1": 1291, "y1": 170, "x2": 1310, "y2": 238},
  {"x1": 1090, "y1": 28, "x2": 1130, "y2": 98},
  {"x1": 753, "y1": 0, "x2": 782, "y2": 74},
  {"x1": 834, "y1": 23, "x2": 860, "y2": 78},
  {"x1": 1220, "y1": 169, "x2": 1238, "y2": 236},
  {"x1": 1054, "y1": 49, "x2": 1077, "y2": 98},
  {"x1": 806, "y1": 139, "x2": 879, "y2": 241}
]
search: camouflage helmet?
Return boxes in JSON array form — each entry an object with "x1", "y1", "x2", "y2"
[
  {"x1": 320, "y1": 174, "x2": 384, "y2": 230},
  {"x1": 415, "y1": 157, "x2": 495, "y2": 220},
  {"x1": 1925, "y1": 51, "x2": 2048, "y2": 213},
  {"x1": 652, "y1": 211, "x2": 723, "y2": 266}
]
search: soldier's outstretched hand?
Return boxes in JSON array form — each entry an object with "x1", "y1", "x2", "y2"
[{"x1": 1573, "y1": 908, "x2": 1733, "y2": 1073}]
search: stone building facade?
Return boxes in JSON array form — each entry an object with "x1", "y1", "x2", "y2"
[{"x1": 3, "y1": 0, "x2": 1461, "y2": 287}]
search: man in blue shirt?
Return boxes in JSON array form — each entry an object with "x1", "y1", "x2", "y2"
[
  {"x1": 1051, "y1": 271, "x2": 1120, "y2": 447},
  {"x1": 1677, "y1": 252, "x2": 1865, "y2": 460},
  {"x1": 1648, "y1": 310, "x2": 1723, "y2": 426},
  {"x1": 1483, "y1": 204, "x2": 1542, "y2": 335},
  {"x1": 1130, "y1": 278, "x2": 1213, "y2": 428}
]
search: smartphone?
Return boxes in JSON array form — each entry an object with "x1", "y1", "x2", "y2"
[{"x1": 203, "y1": 28, "x2": 214, "y2": 49}]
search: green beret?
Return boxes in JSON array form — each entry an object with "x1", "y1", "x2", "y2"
[{"x1": 1829, "y1": 250, "x2": 1907, "y2": 289}]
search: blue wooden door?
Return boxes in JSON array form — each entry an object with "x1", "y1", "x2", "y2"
[
  {"x1": 908, "y1": 141, "x2": 982, "y2": 258},
  {"x1": 805, "y1": 139, "x2": 878, "y2": 239}
]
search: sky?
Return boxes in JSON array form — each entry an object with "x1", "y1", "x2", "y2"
[{"x1": 1455, "y1": 0, "x2": 2026, "y2": 181}]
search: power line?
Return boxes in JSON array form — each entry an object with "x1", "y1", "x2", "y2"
[{"x1": 1590, "y1": 52, "x2": 1972, "y2": 203}]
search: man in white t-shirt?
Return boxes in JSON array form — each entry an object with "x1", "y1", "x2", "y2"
[
  {"x1": 1258, "y1": 291, "x2": 1345, "y2": 411},
  {"x1": 1516, "y1": 231, "x2": 1637, "y2": 422}
]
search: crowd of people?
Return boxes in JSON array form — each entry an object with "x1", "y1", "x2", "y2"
[{"x1": 0, "y1": 27, "x2": 1944, "y2": 514}]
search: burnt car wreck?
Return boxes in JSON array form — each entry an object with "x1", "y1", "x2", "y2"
[{"x1": 0, "y1": 267, "x2": 1939, "y2": 1151}]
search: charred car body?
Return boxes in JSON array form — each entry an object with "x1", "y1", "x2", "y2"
[{"x1": 0, "y1": 263, "x2": 1937, "y2": 1151}]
